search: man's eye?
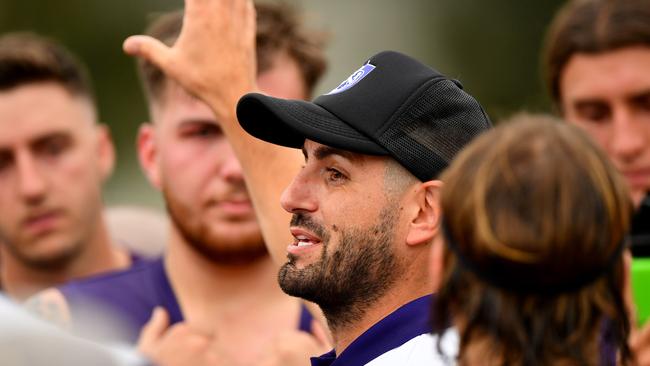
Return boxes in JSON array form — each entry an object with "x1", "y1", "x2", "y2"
[
  {"x1": 632, "y1": 93, "x2": 650, "y2": 112},
  {"x1": 0, "y1": 153, "x2": 11, "y2": 172},
  {"x1": 184, "y1": 125, "x2": 222, "y2": 138},
  {"x1": 325, "y1": 168, "x2": 346, "y2": 183},
  {"x1": 37, "y1": 137, "x2": 70, "y2": 157},
  {"x1": 575, "y1": 103, "x2": 611, "y2": 123},
  {"x1": 45, "y1": 141, "x2": 65, "y2": 155}
]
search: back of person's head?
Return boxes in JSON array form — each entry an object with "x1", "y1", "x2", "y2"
[
  {"x1": 0, "y1": 32, "x2": 96, "y2": 105},
  {"x1": 544, "y1": 0, "x2": 650, "y2": 106},
  {"x1": 138, "y1": 2, "x2": 327, "y2": 106},
  {"x1": 433, "y1": 114, "x2": 633, "y2": 365}
]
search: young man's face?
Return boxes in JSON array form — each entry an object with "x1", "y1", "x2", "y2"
[
  {"x1": 0, "y1": 82, "x2": 112, "y2": 268},
  {"x1": 560, "y1": 46, "x2": 650, "y2": 205},
  {"x1": 277, "y1": 139, "x2": 407, "y2": 319},
  {"x1": 141, "y1": 53, "x2": 308, "y2": 263}
]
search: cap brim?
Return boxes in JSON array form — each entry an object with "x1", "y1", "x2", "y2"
[{"x1": 236, "y1": 93, "x2": 388, "y2": 155}]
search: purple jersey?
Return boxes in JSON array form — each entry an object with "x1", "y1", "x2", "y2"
[{"x1": 60, "y1": 257, "x2": 313, "y2": 344}]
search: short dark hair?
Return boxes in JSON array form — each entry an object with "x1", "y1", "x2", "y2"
[
  {"x1": 138, "y1": 2, "x2": 328, "y2": 103},
  {"x1": 544, "y1": 0, "x2": 650, "y2": 105},
  {"x1": 0, "y1": 32, "x2": 96, "y2": 104}
]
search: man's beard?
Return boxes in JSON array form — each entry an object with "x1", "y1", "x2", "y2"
[
  {"x1": 1, "y1": 236, "x2": 85, "y2": 272},
  {"x1": 278, "y1": 204, "x2": 401, "y2": 332},
  {"x1": 163, "y1": 187, "x2": 268, "y2": 265}
]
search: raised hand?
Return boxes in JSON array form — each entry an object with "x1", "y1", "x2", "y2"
[{"x1": 123, "y1": 0, "x2": 257, "y2": 122}]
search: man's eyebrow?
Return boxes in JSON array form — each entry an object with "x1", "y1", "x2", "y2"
[
  {"x1": 30, "y1": 131, "x2": 72, "y2": 148},
  {"x1": 628, "y1": 89, "x2": 650, "y2": 104},
  {"x1": 571, "y1": 96, "x2": 607, "y2": 106},
  {"x1": 177, "y1": 118, "x2": 220, "y2": 127},
  {"x1": 303, "y1": 145, "x2": 357, "y2": 162}
]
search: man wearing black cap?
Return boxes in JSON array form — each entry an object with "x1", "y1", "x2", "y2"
[{"x1": 123, "y1": 0, "x2": 490, "y2": 365}]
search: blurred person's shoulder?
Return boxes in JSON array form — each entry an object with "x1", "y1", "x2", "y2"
[{"x1": 0, "y1": 293, "x2": 146, "y2": 365}]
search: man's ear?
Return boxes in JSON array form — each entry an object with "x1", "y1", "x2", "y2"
[
  {"x1": 406, "y1": 180, "x2": 443, "y2": 246},
  {"x1": 137, "y1": 123, "x2": 162, "y2": 190},
  {"x1": 96, "y1": 124, "x2": 115, "y2": 182}
]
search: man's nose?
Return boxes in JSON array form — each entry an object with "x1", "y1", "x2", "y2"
[
  {"x1": 610, "y1": 110, "x2": 646, "y2": 163},
  {"x1": 220, "y1": 144, "x2": 245, "y2": 182},
  {"x1": 280, "y1": 170, "x2": 317, "y2": 214},
  {"x1": 16, "y1": 152, "x2": 47, "y2": 203}
]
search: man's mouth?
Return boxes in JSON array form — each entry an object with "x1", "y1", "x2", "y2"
[
  {"x1": 23, "y1": 209, "x2": 63, "y2": 235},
  {"x1": 288, "y1": 228, "x2": 322, "y2": 254},
  {"x1": 212, "y1": 197, "x2": 254, "y2": 216},
  {"x1": 622, "y1": 167, "x2": 650, "y2": 188},
  {"x1": 294, "y1": 234, "x2": 321, "y2": 247}
]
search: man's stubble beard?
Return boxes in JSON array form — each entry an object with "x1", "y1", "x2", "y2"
[
  {"x1": 163, "y1": 186, "x2": 268, "y2": 265},
  {"x1": 278, "y1": 202, "x2": 403, "y2": 332},
  {"x1": 0, "y1": 217, "x2": 90, "y2": 272},
  {"x1": 1, "y1": 236, "x2": 85, "y2": 272}
]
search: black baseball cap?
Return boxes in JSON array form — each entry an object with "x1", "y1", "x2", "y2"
[{"x1": 236, "y1": 50, "x2": 492, "y2": 181}]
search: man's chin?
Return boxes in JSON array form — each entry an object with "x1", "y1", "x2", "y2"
[
  {"x1": 14, "y1": 246, "x2": 82, "y2": 271},
  {"x1": 185, "y1": 238, "x2": 269, "y2": 265}
]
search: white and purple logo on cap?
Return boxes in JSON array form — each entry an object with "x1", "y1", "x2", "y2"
[{"x1": 326, "y1": 63, "x2": 376, "y2": 95}]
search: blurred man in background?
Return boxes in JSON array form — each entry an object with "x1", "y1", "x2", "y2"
[
  {"x1": 36, "y1": 4, "x2": 331, "y2": 364},
  {"x1": 544, "y1": 0, "x2": 650, "y2": 363},
  {"x1": 0, "y1": 32, "x2": 138, "y2": 302},
  {"x1": 544, "y1": 0, "x2": 650, "y2": 234}
]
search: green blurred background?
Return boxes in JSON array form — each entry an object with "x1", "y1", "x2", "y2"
[{"x1": 0, "y1": 0, "x2": 565, "y2": 209}]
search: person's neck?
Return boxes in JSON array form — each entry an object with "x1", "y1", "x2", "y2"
[
  {"x1": 1, "y1": 217, "x2": 130, "y2": 301},
  {"x1": 164, "y1": 226, "x2": 291, "y2": 330},
  {"x1": 329, "y1": 271, "x2": 432, "y2": 354}
]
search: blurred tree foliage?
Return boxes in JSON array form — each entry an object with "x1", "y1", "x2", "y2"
[
  {"x1": 0, "y1": 0, "x2": 565, "y2": 207},
  {"x1": 424, "y1": 0, "x2": 566, "y2": 119}
]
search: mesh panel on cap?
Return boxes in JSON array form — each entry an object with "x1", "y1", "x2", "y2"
[{"x1": 378, "y1": 79, "x2": 491, "y2": 181}]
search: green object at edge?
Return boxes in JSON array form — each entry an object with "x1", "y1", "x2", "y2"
[{"x1": 632, "y1": 258, "x2": 650, "y2": 326}]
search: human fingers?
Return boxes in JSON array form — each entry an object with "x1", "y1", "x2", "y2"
[
  {"x1": 123, "y1": 35, "x2": 172, "y2": 73},
  {"x1": 260, "y1": 330, "x2": 327, "y2": 366},
  {"x1": 137, "y1": 307, "x2": 170, "y2": 354},
  {"x1": 151, "y1": 323, "x2": 220, "y2": 366},
  {"x1": 632, "y1": 322, "x2": 650, "y2": 365}
]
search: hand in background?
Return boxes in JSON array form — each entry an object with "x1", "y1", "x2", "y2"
[
  {"x1": 632, "y1": 322, "x2": 650, "y2": 365},
  {"x1": 259, "y1": 319, "x2": 332, "y2": 366},
  {"x1": 138, "y1": 307, "x2": 223, "y2": 366}
]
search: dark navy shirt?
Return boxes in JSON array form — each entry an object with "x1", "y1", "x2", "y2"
[
  {"x1": 60, "y1": 257, "x2": 313, "y2": 344},
  {"x1": 311, "y1": 295, "x2": 450, "y2": 366}
]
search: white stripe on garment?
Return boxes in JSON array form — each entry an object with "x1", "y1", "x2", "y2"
[{"x1": 364, "y1": 328, "x2": 459, "y2": 366}]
